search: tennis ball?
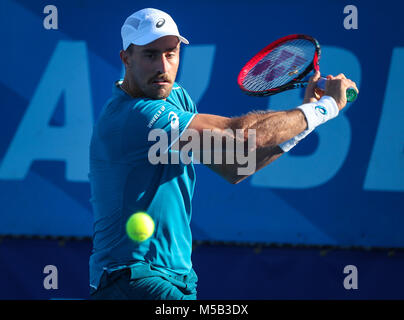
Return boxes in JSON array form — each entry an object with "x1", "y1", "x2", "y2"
[{"x1": 126, "y1": 212, "x2": 155, "y2": 242}]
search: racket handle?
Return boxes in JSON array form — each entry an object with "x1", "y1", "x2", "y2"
[{"x1": 316, "y1": 77, "x2": 358, "y2": 102}]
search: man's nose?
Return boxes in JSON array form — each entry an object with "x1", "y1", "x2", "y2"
[{"x1": 156, "y1": 55, "x2": 169, "y2": 74}]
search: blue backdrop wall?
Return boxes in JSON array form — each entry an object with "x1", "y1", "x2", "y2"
[
  {"x1": 1, "y1": 0, "x2": 403, "y2": 246},
  {"x1": 1, "y1": 0, "x2": 403, "y2": 299}
]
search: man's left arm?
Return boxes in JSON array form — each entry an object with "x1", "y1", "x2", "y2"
[{"x1": 203, "y1": 144, "x2": 284, "y2": 185}]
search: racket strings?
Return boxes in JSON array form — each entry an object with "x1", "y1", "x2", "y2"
[{"x1": 242, "y1": 39, "x2": 316, "y2": 92}]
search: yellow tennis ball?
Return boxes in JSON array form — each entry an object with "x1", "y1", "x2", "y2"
[{"x1": 126, "y1": 212, "x2": 155, "y2": 242}]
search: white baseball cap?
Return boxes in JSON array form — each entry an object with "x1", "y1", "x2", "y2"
[{"x1": 121, "y1": 8, "x2": 189, "y2": 50}]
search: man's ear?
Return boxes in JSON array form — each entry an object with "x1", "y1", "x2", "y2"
[{"x1": 119, "y1": 49, "x2": 131, "y2": 68}]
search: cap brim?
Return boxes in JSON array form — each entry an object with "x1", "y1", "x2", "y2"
[
  {"x1": 178, "y1": 35, "x2": 189, "y2": 45},
  {"x1": 132, "y1": 33, "x2": 189, "y2": 46}
]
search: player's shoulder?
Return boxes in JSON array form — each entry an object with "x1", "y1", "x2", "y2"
[
  {"x1": 169, "y1": 82, "x2": 196, "y2": 112},
  {"x1": 171, "y1": 82, "x2": 192, "y2": 100},
  {"x1": 131, "y1": 97, "x2": 165, "y2": 112}
]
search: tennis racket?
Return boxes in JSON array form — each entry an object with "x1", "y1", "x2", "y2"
[{"x1": 237, "y1": 34, "x2": 358, "y2": 102}]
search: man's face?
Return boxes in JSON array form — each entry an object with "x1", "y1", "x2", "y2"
[{"x1": 126, "y1": 35, "x2": 180, "y2": 100}]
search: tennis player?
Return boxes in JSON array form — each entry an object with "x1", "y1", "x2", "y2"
[{"x1": 89, "y1": 8, "x2": 358, "y2": 300}]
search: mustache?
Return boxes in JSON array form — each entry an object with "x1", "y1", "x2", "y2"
[{"x1": 149, "y1": 74, "x2": 171, "y2": 84}]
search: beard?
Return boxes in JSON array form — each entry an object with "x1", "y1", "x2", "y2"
[
  {"x1": 131, "y1": 73, "x2": 176, "y2": 100},
  {"x1": 144, "y1": 82, "x2": 174, "y2": 100}
]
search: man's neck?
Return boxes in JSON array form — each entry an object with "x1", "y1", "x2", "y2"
[{"x1": 120, "y1": 78, "x2": 137, "y2": 98}]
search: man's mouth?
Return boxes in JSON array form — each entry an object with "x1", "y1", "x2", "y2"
[{"x1": 152, "y1": 78, "x2": 170, "y2": 85}]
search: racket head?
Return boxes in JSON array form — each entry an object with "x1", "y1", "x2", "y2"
[{"x1": 238, "y1": 34, "x2": 321, "y2": 97}]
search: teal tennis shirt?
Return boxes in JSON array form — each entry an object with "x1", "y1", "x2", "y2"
[{"x1": 88, "y1": 80, "x2": 198, "y2": 290}]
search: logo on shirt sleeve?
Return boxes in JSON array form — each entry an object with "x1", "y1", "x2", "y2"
[
  {"x1": 147, "y1": 105, "x2": 166, "y2": 128},
  {"x1": 168, "y1": 111, "x2": 179, "y2": 130}
]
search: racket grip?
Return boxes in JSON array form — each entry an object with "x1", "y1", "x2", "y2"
[{"x1": 316, "y1": 77, "x2": 358, "y2": 102}]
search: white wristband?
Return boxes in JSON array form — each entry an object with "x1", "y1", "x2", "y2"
[
  {"x1": 297, "y1": 96, "x2": 339, "y2": 131},
  {"x1": 279, "y1": 96, "x2": 339, "y2": 152}
]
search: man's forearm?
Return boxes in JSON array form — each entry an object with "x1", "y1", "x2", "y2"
[
  {"x1": 230, "y1": 109, "x2": 308, "y2": 149},
  {"x1": 209, "y1": 108, "x2": 307, "y2": 184}
]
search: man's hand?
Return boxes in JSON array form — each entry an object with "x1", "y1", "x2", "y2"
[
  {"x1": 303, "y1": 71, "x2": 323, "y2": 103},
  {"x1": 303, "y1": 72, "x2": 359, "y2": 110},
  {"x1": 324, "y1": 73, "x2": 359, "y2": 110}
]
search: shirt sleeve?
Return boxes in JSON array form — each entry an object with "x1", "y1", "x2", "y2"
[
  {"x1": 179, "y1": 86, "x2": 198, "y2": 114},
  {"x1": 126, "y1": 99, "x2": 197, "y2": 154}
]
